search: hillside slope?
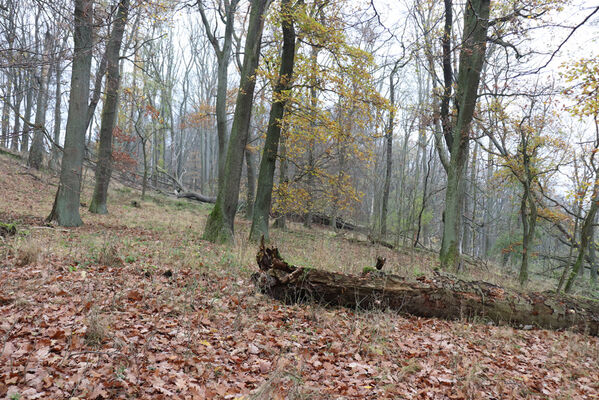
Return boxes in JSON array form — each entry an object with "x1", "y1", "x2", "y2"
[{"x1": 1, "y1": 153, "x2": 598, "y2": 399}]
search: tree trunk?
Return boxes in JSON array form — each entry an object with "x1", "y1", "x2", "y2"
[
  {"x1": 590, "y1": 213, "x2": 598, "y2": 285},
  {"x1": 49, "y1": 52, "x2": 64, "y2": 170},
  {"x1": 203, "y1": 0, "x2": 270, "y2": 243},
  {"x1": 380, "y1": 69, "x2": 396, "y2": 237},
  {"x1": 90, "y1": 0, "x2": 129, "y2": 214},
  {"x1": 197, "y1": 0, "x2": 240, "y2": 192},
  {"x1": 273, "y1": 131, "x2": 288, "y2": 230},
  {"x1": 250, "y1": 0, "x2": 296, "y2": 240},
  {"x1": 11, "y1": 70, "x2": 23, "y2": 152},
  {"x1": 253, "y1": 242, "x2": 599, "y2": 336},
  {"x1": 2, "y1": 63, "x2": 13, "y2": 149},
  {"x1": 245, "y1": 143, "x2": 256, "y2": 219},
  {"x1": 440, "y1": 0, "x2": 490, "y2": 270},
  {"x1": 177, "y1": 191, "x2": 216, "y2": 203},
  {"x1": 28, "y1": 32, "x2": 52, "y2": 169},
  {"x1": 21, "y1": 70, "x2": 34, "y2": 153},
  {"x1": 47, "y1": 0, "x2": 93, "y2": 227},
  {"x1": 565, "y1": 182, "x2": 599, "y2": 292}
]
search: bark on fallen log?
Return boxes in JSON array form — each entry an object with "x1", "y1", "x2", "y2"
[
  {"x1": 283, "y1": 212, "x2": 366, "y2": 232},
  {"x1": 252, "y1": 241, "x2": 599, "y2": 336},
  {"x1": 176, "y1": 191, "x2": 216, "y2": 204}
]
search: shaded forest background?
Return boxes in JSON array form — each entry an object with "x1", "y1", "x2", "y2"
[{"x1": 1, "y1": 0, "x2": 599, "y2": 294}]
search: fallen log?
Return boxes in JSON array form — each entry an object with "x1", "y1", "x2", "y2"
[
  {"x1": 283, "y1": 212, "x2": 366, "y2": 232},
  {"x1": 252, "y1": 241, "x2": 599, "y2": 336},
  {"x1": 176, "y1": 191, "x2": 216, "y2": 204}
]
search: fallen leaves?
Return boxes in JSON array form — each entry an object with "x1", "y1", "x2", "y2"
[{"x1": 1, "y1": 155, "x2": 599, "y2": 399}]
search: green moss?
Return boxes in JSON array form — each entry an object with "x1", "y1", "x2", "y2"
[
  {"x1": 0, "y1": 148, "x2": 22, "y2": 160},
  {"x1": 362, "y1": 266, "x2": 376, "y2": 274},
  {"x1": 0, "y1": 222, "x2": 17, "y2": 236}
]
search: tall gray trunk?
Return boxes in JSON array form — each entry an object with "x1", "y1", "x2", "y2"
[
  {"x1": 197, "y1": 0, "x2": 240, "y2": 192},
  {"x1": 2, "y1": 69, "x2": 13, "y2": 148},
  {"x1": 28, "y1": 32, "x2": 52, "y2": 169},
  {"x1": 50, "y1": 59, "x2": 63, "y2": 170},
  {"x1": 203, "y1": 0, "x2": 271, "y2": 243},
  {"x1": 90, "y1": 0, "x2": 129, "y2": 214},
  {"x1": 273, "y1": 132, "x2": 288, "y2": 230},
  {"x1": 439, "y1": 0, "x2": 490, "y2": 270},
  {"x1": 11, "y1": 70, "x2": 23, "y2": 151},
  {"x1": 250, "y1": 0, "x2": 296, "y2": 241},
  {"x1": 47, "y1": 0, "x2": 94, "y2": 227},
  {"x1": 21, "y1": 71, "x2": 34, "y2": 152},
  {"x1": 245, "y1": 144, "x2": 256, "y2": 219},
  {"x1": 381, "y1": 68, "x2": 397, "y2": 236},
  {"x1": 565, "y1": 182, "x2": 599, "y2": 292}
]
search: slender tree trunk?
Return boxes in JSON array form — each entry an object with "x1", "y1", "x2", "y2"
[
  {"x1": 483, "y1": 138, "x2": 493, "y2": 256},
  {"x1": 305, "y1": 45, "x2": 320, "y2": 229},
  {"x1": 11, "y1": 71, "x2": 23, "y2": 152},
  {"x1": 21, "y1": 71, "x2": 34, "y2": 153},
  {"x1": 90, "y1": 0, "x2": 129, "y2": 214},
  {"x1": 273, "y1": 130, "x2": 288, "y2": 229},
  {"x1": 50, "y1": 58, "x2": 63, "y2": 170},
  {"x1": 47, "y1": 0, "x2": 93, "y2": 227},
  {"x1": 440, "y1": 0, "x2": 490, "y2": 270},
  {"x1": 381, "y1": 68, "x2": 397, "y2": 237},
  {"x1": 1, "y1": 5, "x2": 16, "y2": 148},
  {"x1": 250, "y1": 0, "x2": 296, "y2": 240},
  {"x1": 197, "y1": 0, "x2": 240, "y2": 192},
  {"x1": 2, "y1": 67, "x2": 13, "y2": 148},
  {"x1": 565, "y1": 182, "x2": 599, "y2": 292},
  {"x1": 28, "y1": 32, "x2": 52, "y2": 169},
  {"x1": 245, "y1": 144, "x2": 256, "y2": 219},
  {"x1": 519, "y1": 185, "x2": 537, "y2": 285},
  {"x1": 141, "y1": 138, "x2": 148, "y2": 200},
  {"x1": 203, "y1": 0, "x2": 271, "y2": 243},
  {"x1": 590, "y1": 213, "x2": 598, "y2": 285},
  {"x1": 85, "y1": 52, "x2": 107, "y2": 132}
]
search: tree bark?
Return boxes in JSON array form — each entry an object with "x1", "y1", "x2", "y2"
[
  {"x1": 49, "y1": 37, "x2": 68, "y2": 170},
  {"x1": 177, "y1": 191, "x2": 216, "y2": 203},
  {"x1": 273, "y1": 131, "x2": 288, "y2": 229},
  {"x1": 11, "y1": 69, "x2": 24, "y2": 152},
  {"x1": 440, "y1": 0, "x2": 490, "y2": 270},
  {"x1": 47, "y1": 0, "x2": 93, "y2": 227},
  {"x1": 381, "y1": 65, "x2": 397, "y2": 237},
  {"x1": 565, "y1": 182, "x2": 599, "y2": 292},
  {"x1": 197, "y1": 0, "x2": 240, "y2": 192},
  {"x1": 250, "y1": 0, "x2": 296, "y2": 241},
  {"x1": 28, "y1": 32, "x2": 52, "y2": 169},
  {"x1": 245, "y1": 142, "x2": 256, "y2": 219},
  {"x1": 21, "y1": 71, "x2": 34, "y2": 153},
  {"x1": 90, "y1": 0, "x2": 129, "y2": 214},
  {"x1": 203, "y1": 0, "x2": 271, "y2": 243},
  {"x1": 253, "y1": 242, "x2": 599, "y2": 336}
]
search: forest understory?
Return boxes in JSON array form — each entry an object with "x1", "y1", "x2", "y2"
[{"x1": 1, "y1": 153, "x2": 599, "y2": 399}]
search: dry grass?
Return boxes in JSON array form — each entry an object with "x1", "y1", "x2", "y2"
[
  {"x1": 2, "y1": 152, "x2": 599, "y2": 398},
  {"x1": 84, "y1": 307, "x2": 107, "y2": 347},
  {"x1": 96, "y1": 240, "x2": 124, "y2": 267},
  {"x1": 13, "y1": 237, "x2": 41, "y2": 266}
]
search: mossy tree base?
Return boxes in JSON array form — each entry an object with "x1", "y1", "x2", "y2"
[
  {"x1": 202, "y1": 202, "x2": 233, "y2": 244},
  {"x1": 253, "y1": 242, "x2": 599, "y2": 336}
]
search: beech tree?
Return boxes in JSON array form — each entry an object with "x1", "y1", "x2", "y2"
[
  {"x1": 437, "y1": 0, "x2": 491, "y2": 270},
  {"x1": 249, "y1": 0, "x2": 297, "y2": 241},
  {"x1": 89, "y1": 0, "x2": 130, "y2": 214},
  {"x1": 47, "y1": 0, "x2": 93, "y2": 227},
  {"x1": 203, "y1": 0, "x2": 271, "y2": 242},
  {"x1": 562, "y1": 55, "x2": 599, "y2": 292}
]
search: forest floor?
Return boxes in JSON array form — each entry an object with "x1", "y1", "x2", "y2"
[{"x1": 1, "y1": 152, "x2": 598, "y2": 399}]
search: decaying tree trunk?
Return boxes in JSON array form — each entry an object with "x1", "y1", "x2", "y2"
[
  {"x1": 252, "y1": 242, "x2": 599, "y2": 336},
  {"x1": 176, "y1": 191, "x2": 216, "y2": 204}
]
